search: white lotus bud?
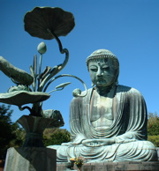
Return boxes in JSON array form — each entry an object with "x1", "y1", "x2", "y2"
[{"x1": 37, "y1": 42, "x2": 47, "y2": 54}]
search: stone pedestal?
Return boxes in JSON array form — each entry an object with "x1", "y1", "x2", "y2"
[
  {"x1": 57, "y1": 161, "x2": 159, "y2": 171},
  {"x1": 4, "y1": 147, "x2": 56, "y2": 171}
]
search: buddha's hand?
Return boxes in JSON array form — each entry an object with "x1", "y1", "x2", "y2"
[
  {"x1": 82, "y1": 138, "x2": 115, "y2": 147},
  {"x1": 72, "y1": 134, "x2": 86, "y2": 145}
]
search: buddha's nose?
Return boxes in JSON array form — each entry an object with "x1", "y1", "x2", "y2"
[{"x1": 97, "y1": 69, "x2": 103, "y2": 76}]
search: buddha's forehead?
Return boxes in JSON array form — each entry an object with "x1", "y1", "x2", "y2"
[{"x1": 88, "y1": 57, "x2": 119, "y2": 70}]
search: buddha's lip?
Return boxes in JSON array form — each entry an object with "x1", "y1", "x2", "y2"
[
  {"x1": 96, "y1": 77, "x2": 104, "y2": 80},
  {"x1": 97, "y1": 79, "x2": 105, "y2": 82}
]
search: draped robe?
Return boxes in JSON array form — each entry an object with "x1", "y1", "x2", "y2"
[{"x1": 48, "y1": 85, "x2": 158, "y2": 162}]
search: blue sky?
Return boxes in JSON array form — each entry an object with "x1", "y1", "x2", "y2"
[{"x1": 1, "y1": 0, "x2": 159, "y2": 130}]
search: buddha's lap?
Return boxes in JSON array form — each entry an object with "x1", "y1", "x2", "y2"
[
  {"x1": 52, "y1": 140, "x2": 156, "y2": 153},
  {"x1": 117, "y1": 140, "x2": 156, "y2": 153},
  {"x1": 48, "y1": 140, "x2": 157, "y2": 162}
]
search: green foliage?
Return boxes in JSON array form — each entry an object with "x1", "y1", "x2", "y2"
[
  {"x1": 147, "y1": 112, "x2": 159, "y2": 147},
  {"x1": 147, "y1": 113, "x2": 159, "y2": 136},
  {"x1": 0, "y1": 104, "x2": 23, "y2": 159},
  {"x1": 0, "y1": 105, "x2": 14, "y2": 159},
  {"x1": 9, "y1": 128, "x2": 25, "y2": 147},
  {"x1": 148, "y1": 135, "x2": 159, "y2": 147},
  {"x1": 43, "y1": 128, "x2": 71, "y2": 146}
]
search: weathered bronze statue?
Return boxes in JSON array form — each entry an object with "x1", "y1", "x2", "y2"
[{"x1": 48, "y1": 49, "x2": 158, "y2": 162}]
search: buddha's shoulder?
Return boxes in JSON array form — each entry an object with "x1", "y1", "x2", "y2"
[{"x1": 117, "y1": 85, "x2": 142, "y2": 95}]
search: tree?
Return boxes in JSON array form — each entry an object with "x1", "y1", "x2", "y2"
[
  {"x1": 147, "y1": 112, "x2": 159, "y2": 147},
  {"x1": 0, "y1": 104, "x2": 23, "y2": 160},
  {"x1": 43, "y1": 128, "x2": 71, "y2": 146},
  {"x1": 147, "y1": 112, "x2": 159, "y2": 136}
]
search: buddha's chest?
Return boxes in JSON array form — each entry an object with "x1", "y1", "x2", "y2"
[{"x1": 90, "y1": 96, "x2": 113, "y2": 122}]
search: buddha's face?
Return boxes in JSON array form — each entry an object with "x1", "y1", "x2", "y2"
[{"x1": 88, "y1": 58, "x2": 118, "y2": 88}]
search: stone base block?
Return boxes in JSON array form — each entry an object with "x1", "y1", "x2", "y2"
[
  {"x1": 4, "y1": 147, "x2": 56, "y2": 171},
  {"x1": 57, "y1": 161, "x2": 159, "y2": 171}
]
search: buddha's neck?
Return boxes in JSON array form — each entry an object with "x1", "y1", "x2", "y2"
[{"x1": 95, "y1": 84, "x2": 116, "y2": 97}]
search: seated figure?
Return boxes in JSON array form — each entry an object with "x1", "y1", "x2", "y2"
[{"x1": 48, "y1": 49, "x2": 158, "y2": 162}]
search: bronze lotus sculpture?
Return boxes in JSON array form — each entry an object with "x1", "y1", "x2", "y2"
[{"x1": 0, "y1": 7, "x2": 87, "y2": 147}]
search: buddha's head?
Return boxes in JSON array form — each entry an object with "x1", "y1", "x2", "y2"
[{"x1": 86, "y1": 49, "x2": 119, "y2": 88}]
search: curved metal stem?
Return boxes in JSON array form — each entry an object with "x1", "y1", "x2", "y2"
[
  {"x1": 47, "y1": 29, "x2": 69, "y2": 66},
  {"x1": 43, "y1": 74, "x2": 88, "y2": 97},
  {"x1": 50, "y1": 30, "x2": 63, "y2": 53},
  {"x1": 38, "y1": 30, "x2": 69, "y2": 92},
  {"x1": 18, "y1": 106, "x2": 32, "y2": 114},
  {"x1": 49, "y1": 30, "x2": 69, "y2": 69}
]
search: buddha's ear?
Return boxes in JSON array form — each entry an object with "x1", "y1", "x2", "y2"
[
  {"x1": 115, "y1": 69, "x2": 119, "y2": 83},
  {"x1": 86, "y1": 65, "x2": 89, "y2": 71}
]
